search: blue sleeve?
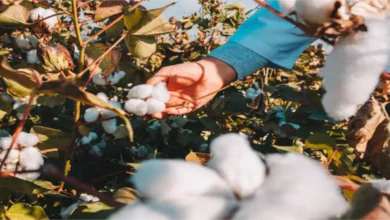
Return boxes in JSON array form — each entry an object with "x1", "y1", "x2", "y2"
[{"x1": 208, "y1": 0, "x2": 316, "y2": 80}]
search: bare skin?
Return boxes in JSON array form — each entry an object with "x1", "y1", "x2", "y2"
[{"x1": 146, "y1": 57, "x2": 237, "y2": 118}]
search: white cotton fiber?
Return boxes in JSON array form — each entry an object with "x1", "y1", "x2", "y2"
[
  {"x1": 19, "y1": 147, "x2": 44, "y2": 170},
  {"x1": 92, "y1": 74, "x2": 106, "y2": 86},
  {"x1": 84, "y1": 107, "x2": 100, "y2": 122},
  {"x1": 15, "y1": 38, "x2": 31, "y2": 50},
  {"x1": 320, "y1": 18, "x2": 390, "y2": 121},
  {"x1": 295, "y1": 0, "x2": 349, "y2": 27},
  {"x1": 151, "y1": 82, "x2": 171, "y2": 103},
  {"x1": 128, "y1": 85, "x2": 154, "y2": 99},
  {"x1": 27, "y1": 49, "x2": 39, "y2": 64},
  {"x1": 109, "y1": 196, "x2": 237, "y2": 220},
  {"x1": 81, "y1": 136, "x2": 92, "y2": 145},
  {"x1": 29, "y1": 7, "x2": 46, "y2": 21},
  {"x1": 102, "y1": 101, "x2": 121, "y2": 118},
  {"x1": 207, "y1": 133, "x2": 266, "y2": 199},
  {"x1": 89, "y1": 132, "x2": 98, "y2": 140},
  {"x1": 146, "y1": 98, "x2": 166, "y2": 114},
  {"x1": 0, "y1": 137, "x2": 14, "y2": 150},
  {"x1": 17, "y1": 132, "x2": 39, "y2": 148},
  {"x1": 132, "y1": 159, "x2": 235, "y2": 201},
  {"x1": 102, "y1": 118, "x2": 117, "y2": 134},
  {"x1": 277, "y1": 0, "x2": 296, "y2": 14},
  {"x1": 107, "y1": 71, "x2": 125, "y2": 85},
  {"x1": 42, "y1": 8, "x2": 58, "y2": 31},
  {"x1": 124, "y1": 99, "x2": 148, "y2": 116},
  {"x1": 97, "y1": 92, "x2": 108, "y2": 102},
  {"x1": 233, "y1": 153, "x2": 348, "y2": 220},
  {"x1": 80, "y1": 193, "x2": 100, "y2": 202},
  {"x1": 0, "y1": 149, "x2": 19, "y2": 163}
]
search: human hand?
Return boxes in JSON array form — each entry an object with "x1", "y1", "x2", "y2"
[{"x1": 146, "y1": 56, "x2": 237, "y2": 118}]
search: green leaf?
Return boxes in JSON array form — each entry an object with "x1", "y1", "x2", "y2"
[
  {"x1": 113, "y1": 124, "x2": 129, "y2": 140},
  {"x1": 273, "y1": 145, "x2": 304, "y2": 153},
  {"x1": 95, "y1": 0, "x2": 128, "y2": 21},
  {"x1": 36, "y1": 95, "x2": 66, "y2": 108},
  {"x1": 305, "y1": 133, "x2": 336, "y2": 150},
  {"x1": 6, "y1": 203, "x2": 48, "y2": 220},
  {"x1": 0, "y1": 176, "x2": 49, "y2": 195},
  {"x1": 125, "y1": 35, "x2": 156, "y2": 58},
  {"x1": 200, "y1": 117, "x2": 221, "y2": 133},
  {"x1": 69, "y1": 202, "x2": 116, "y2": 219},
  {"x1": 0, "y1": 5, "x2": 29, "y2": 27},
  {"x1": 30, "y1": 126, "x2": 72, "y2": 158}
]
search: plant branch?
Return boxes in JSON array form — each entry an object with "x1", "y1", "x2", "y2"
[
  {"x1": 83, "y1": 15, "x2": 124, "y2": 46},
  {"x1": 71, "y1": 0, "x2": 83, "y2": 47}
]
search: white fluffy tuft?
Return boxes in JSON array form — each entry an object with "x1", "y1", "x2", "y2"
[
  {"x1": 17, "y1": 132, "x2": 39, "y2": 148},
  {"x1": 151, "y1": 82, "x2": 171, "y2": 103},
  {"x1": 102, "y1": 118, "x2": 117, "y2": 134},
  {"x1": 96, "y1": 92, "x2": 108, "y2": 102},
  {"x1": 29, "y1": 7, "x2": 46, "y2": 21},
  {"x1": 320, "y1": 18, "x2": 390, "y2": 121},
  {"x1": 27, "y1": 49, "x2": 39, "y2": 64},
  {"x1": 84, "y1": 107, "x2": 100, "y2": 122},
  {"x1": 102, "y1": 101, "x2": 121, "y2": 118},
  {"x1": 146, "y1": 98, "x2": 166, "y2": 114},
  {"x1": 42, "y1": 9, "x2": 58, "y2": 31},
  {"x1": 92, "y1": 74, "x2": 107, "y2": 86},
  {"x1": 128, "y1": 85, "x2": 154, "y2": 99},
  {"x1": 0, "y1": 137, "x2": 14, "y2": 150},
  {"x1": 124, "y1": 99, "x2": 148, "y2": 116}
]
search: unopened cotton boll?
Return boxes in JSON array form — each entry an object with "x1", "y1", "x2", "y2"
[
  {"x1": 124, "y1": 99, "x2": 148, "y2": 116},
  {"x1": 81, "y1": 136, "x2": 92, "y2": 145},
  {"x1": 146, "y1": 98, "x2": 166, "y2": 114},
  {"x1": 128, "y1": 84, "x2": 154, "y2": 99},
  {"x1": 295, "y1": 0, "x2": 349, "y2": 27},
  {"x1": 233, "y1": 153, "x2": 348, "y2": 220},
  {"x1": 17, "y1": 132, "x2": 39, "y2": 148},
  {"x1": 151, "y1": 82, "x2": 171, "y2": 103},
  {"x1": 133, "y1": 159, "x2": 235, "y2": 201},
  {"x1": 97, "y1": 92, "x2": 108, "y2": 102},
  {"x1": 29, "y1": 7, "x2": 46, "y2": 21},
  {"x1": 92, "y1": 74, "x2": 107, "y2": 86},
  {"x1": 102, "y1": 101, "x2": 121, "y2": 118},
  {"x1": 207, "y1": 133, "x2": 266, "y2": 199},
  {"x1": 102, "y1": 119, "x2": 117, "y2": 134},
  {"x1": 84, "y1": 107, "x2": 100, "y2": 122},
  {"x1": 109, "y1": 196, "x2": 237, "y2": 220},
  {"x1": 320, "y1": 18, "x2": 390, "y2": 121},
  {"x1": 27, "y1": 49, "x2": 39, "y2": 64},
  {"x1": 277, "y1": 0, "x2": 296, "y2": 14}
]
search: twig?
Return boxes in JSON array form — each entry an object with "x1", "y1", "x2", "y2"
[
  {"x1": 83, "y1": 15, "x2": 124, "y2": 45},
  {"x1": 26, "y1": 0, "x2": 72, "y2": 15},
  {"x1": 327, "y1": 148, "x2": 339, "y2": 169},
  {"x1": 72, "y1": 0, "x2": 83, "y2": 47},
  {"x1": 41, "y1": 148, "x2": 60, "y2": 154}
]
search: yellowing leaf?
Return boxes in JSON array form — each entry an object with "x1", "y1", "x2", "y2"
[
  {"x1": 131, "y1": 15, "x2": 175, "y2": 36},
  {"x1": 95, "y1": 0, "x2": 128, "y2": 21},
  {"x1": 185, "y1": 151, "x2": 211, "y2": 165},
  {"x1": 305, "y1": 133, "x2": 336, "y2": 150},
  {"x1": 131, "y1": 3, "x2": 174, "y2": 32},
  {"x1": 273, "y1": 145, "x2": 304, "y2": 153},
  {"x1": 78, "y1": 125, "x2": 90, "y2": 137},
  {"x1": 0, "y1": 5, "x2": 29, "y2": 27},
  {"x1": 6, "y1": 203, "x2": 48, "y2": 220},
  {"x1": 85, "y1": 42, "x2": 122, "y2": 77},
  {"x1": 30, "y1": 126, "x2": 72, "y2": 158},
  {"x1": 113, "y1": 187, "x2": 138, "y2": 204},
  {"x1": 106, "y1": 16, "x2": 125, "y2": 39},
  {"x1": 125, "y1": 35, "x2": 156, "y2": 58},
  {"x1": 113, "y1": 124, "x2": 129, "y2": 140},
  {"x1": 123, "y1": 7, "x2": 145, "y2": 31}
]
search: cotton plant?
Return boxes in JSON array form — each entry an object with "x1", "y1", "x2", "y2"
[
  {"x1": 92, "y1": 71, "x2": 126, "y2": 86},
  {"x1": 29, "y1": 7, "x2": 60, "y2": 32},
  {"x1": 124, "y1": 82, "x2": 171, "y2": 116},
  {"x1": 109, "y1": 133, "x2": 347, "y2": 220},
  {"x1": 0, "y1": 132, "x2": 43, "y2": 181}
]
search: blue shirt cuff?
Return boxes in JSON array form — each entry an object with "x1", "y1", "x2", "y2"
[{"x1": 208, "y1": 42, "x2": 270, "y2": 80}]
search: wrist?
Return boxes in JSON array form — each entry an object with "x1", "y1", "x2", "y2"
[{"x1": 197, "y1": 56, "x2": 237, "y2": 86}]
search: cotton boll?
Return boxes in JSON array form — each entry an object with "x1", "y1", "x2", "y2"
[
  {"x1": 233, "y1": 153, "x2": 348, "y2": 220},
  {"x1": 89, "y1": 132, "x2": 98, "y2": 140},
  {"x1": 84, "y1": 107, "x2": 100, "y2": 122},
  {"x1": 124, "y1": 99, "x2": 148, "y2": 116},
  {"x1": 295, "y1": 0, "x2": 349, "y2": 27},
  {"x1": 146, "y1": 98, "x2": 166, "y2": 114},
  {"x1": 42, "y1": 9, "x2": 58, "y2": 31},
  {"x1": 117, "y1": 70, "x2": 126, "y2": 78},
  {"x1": 92, "y1": 74, "x2": 107, "y2": 86},
  {"x1": 207, "y1": 133, "x2": 266, "y2": 199},
  {"x1": 15, "y1": 38, "x2": 31, "y2": 50},
  {"x1": 19, "y1": 147, "x2": 44, "y2": 170},
  {"x1": 17, "y1": 132, "x2": 39, "y2": 148},
  {"x1": 90, "y1": 145, "x2": 103, "y2": 157},
  {"x1": 151, "y1": 82, "x2": 171, "y2": 103},
  {"x1": 0, "y1": 137, "x2": 14, "y2": 150},
  {"x1": 27, "y1": 35, "x2": 38, "y2": 48},
  {"x1": 27, "y1": 49, "x2": 39, "y2": 64},
  {"x1": 107, "y1": 72, "x2": 125, "y2": 85},
  {"x1": 102, "y1": 119, "x2": 117, "y2": 134},
  {"x1": 81, "y1": 136, "x2": 92, "y2": 145},
  {"x1": 277, "y1": 0, "x2": 296, "y2": 14},
  {"x1": 80, "y1": 193, "x2": 100, "y2": 202},
  {"x1": 320, "y1": 18, "x2": 390, "y2": 121},
  {"x1": 133, "y1": 159, "x2": 235, "y2": 201},
  {"x1": 102, "y1": 101, "x2": 121, "y2": 118},
  {"x1": 0, "y1": 149, "x2": 19, "y2": 164},
  {"x1": 29, "y1": 7, "x2": 46, "y2": 21},
  {"x1": 97, "y1": 92, "x2": 108, "y2": 102},
  {"x1": 128, "y1": 84, "x2": 153, "y2": 99}
]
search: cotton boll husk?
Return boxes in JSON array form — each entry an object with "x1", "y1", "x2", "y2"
[
  {"x1": 146, "y1": 98, "x2": 166, "y2": 114},
  {"x1": 92, "y1": 74, "x2": 106, "y2": 86},
  {"x1": 96, "y1": 92, "x2": 108, "y2": 102},
  {"x1": 27, "y1": 49, "x2": 39, "y2": 64},
  {"x1": 128, "y1": 85, "x2": 153, "y2": 99},
  {"x1": 102, "y1": 101, "x2": 121, "y2": 118},
  {"x1": 29, "y1": 7, "x2": 46, "y2": 21},
  {"x1": 207, "y1": 133, "x2": 266, "y2": 199},
  {"x1": 124, "y1": 99, "x2": 148, "y2": 116},
  {"x1": 320, "y1": 18, "x2": 390, "y2": 121},
  {"x1": 295, "y1": 0, "x2": 349, "y2": 27},
  {"x1": 233, "y1": 153, "x2": 348, "y2": 220},
  {"x1": 42, "y1": 9, "x2": 58, "y2": 31},
  {"x1": 81, "y1": 136, "x2": 92, "y2": 145},
  {"x1": 102, "y1": 118, "x2": 117, "y2": 134},
  {"x1": 151, "y1": 82, "x2": 171, "y2": 103},
  {"x1": 17, "y1": 132, "x2": 39, "y2": 147},
  {"x1": 133, "y1": 159, "x2": 235, "y2": 201},
  {"x1": 84, "y1": 107, "x2": 100, "y2": 122},
  {"x1": 277, "y1": 0, "x2": 296, "y2": 14},
  {"x1": 109, "y1": 196, "x2": 237, "y2": 220}
]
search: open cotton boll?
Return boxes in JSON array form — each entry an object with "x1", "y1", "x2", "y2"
[
  {"x1": 133, "y1": 159, "x2": 235, "y2": 201},
  {"x1": 151, "y1": 82, "x2": 170, "y2": 103},
  {"x1": 27, "y1": 49, "x2": 39, "y2": 64},
  {"x1": 102, "y1": 101, "x2": 121, "y2": 118},
  {"x1": 320, "y1": 18, "x2": 390, "y2": 121},
  {"x1": 233, "y1": 153, "x2": 347, "y2": 220},
  {"x1": 124, "y1": 99, "x2": 148, "y2": 116},
  {"x1": 0, "y1": 137, "x2": 14, "y2": 150},
  {"x1": 29, "y1": 7, "x2": 46, "y2": 21},
  {"x1": 96, "y1": 92, "x2": 108, "y2": 102},
  {"x1": 277, "y1": 0, "x2": 296, "y2": 14},
  {"x1": 207, "y1": 133, "x2": 266, "y2": 199},
  {"x1": 84, "y1": 107, "x2": 100, "y2": 122},
  {"x1": 295, "y1": 0, "x2": 349, "y2": 27},
  {"x1": 42, "y1": 9, "x2": 58, "y2": 31},
  {"x1": 146, "y1": 98, "x2": 166, "y2": 114},
  {"x1": 89, "y1": 132, "x2": 98, "y2": 140},
  {"x1": 0, "y1": 149, "x2": 19, "y2": 164},
  {"x1": 107, "y1": 72, "x2": 125, "y2": 85},
  {"x1": 80, "y1": 193, "x2": 100, "y2": 202},
  {"x1": 128, "y1": 84, "x2": 154, "y2": 99},
  {"x1": 109, "y1": 196, "x2": 237, "y2": 220},
  {"x1": 17, "y1": 132, "x2": 39, "y2": 148},
  {"x1": 92, "y1": 74, "x2": 107, "y2": 86},
  {"x1": 19, "y1": 147, "x2": 44, "y2": 170},
  {"x1": 102, "y1": 118, "x2": 117, "y2": 134},
  {"x1": 15, "y1": 38, "x2": 31, "y2": 50}
]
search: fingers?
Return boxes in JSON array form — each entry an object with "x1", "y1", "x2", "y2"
[
  {"x1": 165, "y1": 106, "x2": 195, "y2": 115},
  {"x1": 146, "y1": 69, "x2": 169, "y2": 86}
]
